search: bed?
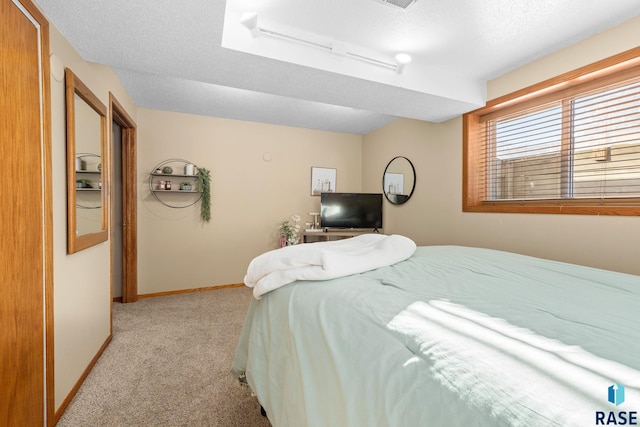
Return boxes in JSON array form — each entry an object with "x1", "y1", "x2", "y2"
[{"x1": 232, "y1": 239, "x2": 640, "y2": 427}]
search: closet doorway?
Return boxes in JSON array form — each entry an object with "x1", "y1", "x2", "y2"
[{"x1": 110, "y1": 93, "x2": 138, "y2": 304}]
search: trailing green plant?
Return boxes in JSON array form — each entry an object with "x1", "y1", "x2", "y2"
[{"x1": 196, "y1": 167, "x2": 211, "y2": 222}]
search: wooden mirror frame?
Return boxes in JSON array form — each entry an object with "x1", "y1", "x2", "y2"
[{"x1": 65, "y1": 68, "x2": 108, "y2": 254}]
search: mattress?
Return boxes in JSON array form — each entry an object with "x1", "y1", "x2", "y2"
[{"x1": 232, "y1": 245, "x2": 640, "y2": 426}]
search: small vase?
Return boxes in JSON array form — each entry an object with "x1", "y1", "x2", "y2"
[{"x1": 279, "y1": 236, "x2": 286, "y2": 248}]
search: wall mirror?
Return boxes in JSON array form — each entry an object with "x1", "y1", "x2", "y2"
[
  {"x1": 65, "y1": 68, "x2": 108, "y2": 254},
  {"x1": 383, "y1": 156, "x2": 416, "y2": 205}
]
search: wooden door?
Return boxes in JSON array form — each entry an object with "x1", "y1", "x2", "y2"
[{"x1": 0, "y1": 0, "x2": 53, "y2": 425}]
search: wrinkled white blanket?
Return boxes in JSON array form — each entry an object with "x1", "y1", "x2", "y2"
[{"x1": 244, "y1": 234, "x2": 417, "y2": 299}]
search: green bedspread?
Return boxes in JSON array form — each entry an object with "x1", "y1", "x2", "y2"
[{"x1": 232, "y1": 245, "x2": 640, "y2": 427}]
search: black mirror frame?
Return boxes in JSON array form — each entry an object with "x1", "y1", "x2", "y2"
[{"x1": 382, "y1": 156, "x2": 416, "y2": 205}]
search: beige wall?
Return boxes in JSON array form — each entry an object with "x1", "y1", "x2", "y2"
[
  {"x1": 49, "y1": 25, "x2": 137, "y2": 409},
  {"x1": 362, "y1": 119, "x2": 449, "y2": 240},
  {"x1": 363, "y1": 16, "x2": 640, "y2": 276},
  {"x1": 137, "y1": 109, "x2": 362, "y2": 294}
]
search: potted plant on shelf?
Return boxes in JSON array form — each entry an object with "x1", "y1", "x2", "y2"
[
  {"x1": 196, "y1": 167, "x2": 211, "y2": 222},
  {"x1": 76, "y1": 179, "x2": 91, "y2": 188},
  {"x1": 179, "y1": 182, "x2": 192, "y2": 191}
]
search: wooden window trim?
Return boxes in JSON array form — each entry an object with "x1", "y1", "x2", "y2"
[{"x1": 463, "y1": 46, "x2": 640, "y2": 216}]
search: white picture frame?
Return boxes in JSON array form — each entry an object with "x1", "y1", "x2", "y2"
[
  {"x1": 310, "y1": 167, "x2": 337, "y2": 196},
  {"x1": 384, "y1": 172, "x2": 404, "y2": 195}
]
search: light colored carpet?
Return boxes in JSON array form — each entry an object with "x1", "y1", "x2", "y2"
[{"x1": 57, "y1": 286, "x2": 271, "y2": 427}]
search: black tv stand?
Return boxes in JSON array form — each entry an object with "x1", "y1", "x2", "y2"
[{"x1": 373, "y1": 228, "x2": 380, "y2": 233}]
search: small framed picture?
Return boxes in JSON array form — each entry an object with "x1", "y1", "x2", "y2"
[
  {"x1": 383, "y1": 172, "x2": 404, "y2": 195},
  {"x1": 311, "y1": 167, "x2": 336, "y2": 196}
]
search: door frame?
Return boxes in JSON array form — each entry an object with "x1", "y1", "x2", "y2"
[{"x1": 109, "y1": 93, "x2": 138, "y2": 307}]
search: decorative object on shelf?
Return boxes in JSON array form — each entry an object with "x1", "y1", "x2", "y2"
[
  {"x1": 75, "y1": 153, "x2": 101, "y2": 172},
  {"x1": 308, "y1": 212, "x2": 320, "y2": 230},
  {"x1": 278, "y1": 215, "x2": 301, "y2": 247},
  {"x1": 180, "y1": 182, "x2": 192, "y2": 191},
  {"x1": 196, "y1": 167, "x2": 211, "y2": 222},
  {"x1": 184, "y1": 163, "x2": 195, "y2": 175},
  {"x1": 311, "y1": 167, "x2": 336, "y2": 196},
  {"x1": 75, "y1": 157, "x2": 86, "y2": 171},
  {"x1": 149, "y1": 159, "x2": 203, "y2": 209}
]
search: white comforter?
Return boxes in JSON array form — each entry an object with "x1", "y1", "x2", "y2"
[{"x1": 244, "y1": 234, "x2": 416, "y2": 299}]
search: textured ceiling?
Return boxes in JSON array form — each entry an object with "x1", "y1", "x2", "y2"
[{"x1": 35, "y1": 0, "x2": 640, "y2": 134}]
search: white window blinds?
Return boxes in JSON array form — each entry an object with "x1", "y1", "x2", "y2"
[{"x1": 480, "y1": 77, "x2": 640, "y2": 202}]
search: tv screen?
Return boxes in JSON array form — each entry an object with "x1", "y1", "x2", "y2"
[{"x1": 320, "y1": 193, "x2": 383, "y2": 230}]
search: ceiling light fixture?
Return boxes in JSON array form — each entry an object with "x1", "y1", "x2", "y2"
[
  {"x1": 239, "y1": 12, "x2": 411, "y2": 74},
  {"x1": 394, "y1": 53, "x2": 412, "y2": 74},
  {"x1": 239, "y1": 11, "x2": 260, "y2": 38}
]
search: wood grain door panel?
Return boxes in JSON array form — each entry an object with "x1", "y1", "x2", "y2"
[{"x1": 0, "y1": 0, "x2": 52, "y2": 425}]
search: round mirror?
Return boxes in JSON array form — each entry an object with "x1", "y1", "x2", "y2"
[{"x1": 382, "y1": 156, "x2": 416, "y2": 205}]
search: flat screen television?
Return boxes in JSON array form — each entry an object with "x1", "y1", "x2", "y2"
[{"x1": 320, "y1": 193, "x2": 383, "y2": 230}]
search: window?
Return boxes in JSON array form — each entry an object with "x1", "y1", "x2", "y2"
[{"x1": 463, "y1": 47, "x2": 640, "y2": 215}]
